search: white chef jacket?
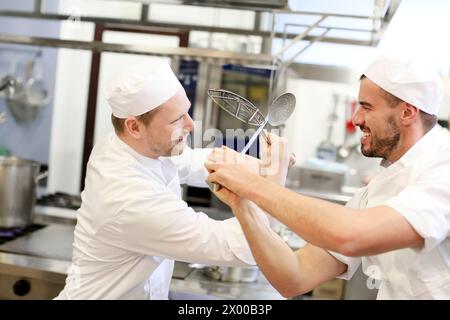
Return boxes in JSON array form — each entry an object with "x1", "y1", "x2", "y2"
[
  {"x1": 56, "y1": 132, "x2": 258, "y2": 300},
  {"x1": 330, "y1": 125, "x2": 450, "y2": 299}
]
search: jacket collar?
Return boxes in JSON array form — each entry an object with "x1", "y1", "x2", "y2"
[
  {"x1": 379, "y1": 125, "x2": 442, "y2": 169},
  {"x1": 396, "y1": 125, "x2": 442, "y2": 167},
  {"x1": 111, "y1": 132, "x2": 162, "y2": 169}
]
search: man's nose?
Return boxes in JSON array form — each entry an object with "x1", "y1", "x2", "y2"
[
  {"x1": 185, "y1": 114, "x2": 195, "y2": 132},
  {"x1": 352, "y1": 107, "x2": 364, "y2": 127}
]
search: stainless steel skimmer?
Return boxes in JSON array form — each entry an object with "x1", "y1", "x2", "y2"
[
  {"x1": 207, "y1": 89, "x2": 266, "y2": 127},
  {"x1": 240, "y1": 92, "x2": 296, "y2": 154},
  {"x1": 206, "y1": 89, "x2": 296, "y2": 192}
]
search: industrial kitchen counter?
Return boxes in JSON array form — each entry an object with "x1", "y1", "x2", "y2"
[{"x1": 0, "y1": 213, "x2": 283, "y2": 300}]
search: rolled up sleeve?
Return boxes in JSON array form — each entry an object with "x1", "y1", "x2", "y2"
[{"x1": 328, "y1": 251, "x2": 362, "y2": 280}]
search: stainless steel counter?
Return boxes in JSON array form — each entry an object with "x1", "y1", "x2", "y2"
[
  {"x1": 0, "y1": 211, "x2": 283, "y2": 300},
  {"x1": 170, "y1": 264, "x2": 283, "y2": 300},
  {"x1": 291, "y1": 188, "x2": 353, "y2": 205},
  {"x1": 288, "y1": 187, "x2": 357, "y2": 205}
]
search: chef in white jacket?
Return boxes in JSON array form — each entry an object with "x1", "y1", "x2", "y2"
[
  {"x1": 206, "y1": 53, "x2": 450, "y2": 299},
  {"x1": 55, "y1": 60, "x2": 272, "y2": 300}
]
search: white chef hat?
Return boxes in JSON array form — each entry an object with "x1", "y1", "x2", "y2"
[
  {"x1": 363, "y1": 53, "x2": 443, "y2": 115},
  {"x1": 105, "y1": 60, "x2": 182, "y2": 118}
]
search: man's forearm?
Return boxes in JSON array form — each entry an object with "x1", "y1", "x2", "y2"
[
  {"x1": 232, "y1": 202, "x2": 307, "y2": 297},
  {"x1": 243, "y1": 177, "x2": 358, "y2": 253}
]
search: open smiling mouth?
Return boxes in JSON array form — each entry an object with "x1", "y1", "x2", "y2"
[{"x1": 361, "y1": 130, "x2": 371, "y2": 145}]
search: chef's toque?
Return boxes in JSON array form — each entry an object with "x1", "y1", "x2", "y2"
[
  {"x1": 105, "y1": 60, "x2": 182, "y2": 118},
  {"x1": 363, "y1": 53, "x2": 443, "y2": 115}
]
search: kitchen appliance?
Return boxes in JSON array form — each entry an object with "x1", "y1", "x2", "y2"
[
  {"x1": 0, "y1": 224, "x2": 73, "y2": 300},
  {"x1": 190, "y1": 264, "x2": 260, "y2": 283},
  {"x1": 0, "y1": 156, "x2": 47, "y2": 228},
  {"x1": 37, "y1": 192, "x2": 82, "y2": 210},
  {"x1": 178, "y1": 59, "x2": 199, "y2": 119},
  {"x1": 298, "y1": 166, "x2": 345, "y2": 194},
  {"x1": 0, "y1": 224, "x2": 45, "y2": 245}
]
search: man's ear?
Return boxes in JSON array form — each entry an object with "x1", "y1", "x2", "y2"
[
  {"x1": 124, "y1": 117, "x2": 142, "y2": 139},
  {"x1": 401, "y1": 103, "x2": 420, "y2": 126}
]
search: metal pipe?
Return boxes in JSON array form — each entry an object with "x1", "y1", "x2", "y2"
[
  {"x1": 283, "y1": 23, "x2": 378, "y2": 34},
  {"x1": 274, "y1": 15, "x2": 327, "y2": 58},
  {"x1": 33, "y1": 0, "x2": 42, "y2": 14},
  {"x1": 272, "y1": 28, "x2": 329, "y2": 97},
  {"x1": 0, "y1": 11, "x2": 377, "y2": 47},
  {"x1": 271, "y1": 9, "x2": 377, "y2": 20},
  {"x1": 283, "y1": 28, "x2": 330, "y2": 66},
  {"x1": 0, "y1": 45, "x2": 42, "y2": 56},
  {"x1": 0, "y1": 34, "x2": 274, "y2": 64},
  {"x1": 140, "y1": 4, "x2": 149, "y2": 22}
]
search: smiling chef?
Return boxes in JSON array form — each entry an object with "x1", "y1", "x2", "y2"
[
  {"x1": 55, "y1": 60, "x2": 278, "y2": 300},
  {"x1": 206, "y1": 53, "x2": 450, "y2": 299}
]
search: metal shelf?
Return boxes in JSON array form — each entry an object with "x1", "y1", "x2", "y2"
[
  {"x1": 0, "y1": 34, "x2": 275, "y2": 65},
  {"x1": 0, "y1": 0, "x2": 401, "y2": 60}
]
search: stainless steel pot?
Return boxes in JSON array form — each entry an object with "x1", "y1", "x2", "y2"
[{"x1": 0, "y1": 156, "x2": 47, "y2": 228}]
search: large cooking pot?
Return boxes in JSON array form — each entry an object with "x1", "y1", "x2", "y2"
[{"x1": 0, "y1": 156, "x2": 47, "y2": 228}]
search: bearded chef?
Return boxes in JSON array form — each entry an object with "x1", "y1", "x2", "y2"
[
  {"x1": 55, "y1": 60, "x2": 275, "y2": 300},
  {"x1": 206, "y1": 53, "x2": 450, "y2": 299}
]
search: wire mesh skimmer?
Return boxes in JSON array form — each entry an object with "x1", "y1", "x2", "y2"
[{"x1": 207, "y1": 89, "x2": 266, "y2": 127}]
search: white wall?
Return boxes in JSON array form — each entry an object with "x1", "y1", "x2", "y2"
[
  {"x1": 377, "y1": 0, "x2": 450, "y2": 74},
  {"x1": 284, "y1": 78, "x2": 355, "y2": 165},
  {"x1": 47, "y1": 21, "x2": 94, "y2": 194},
  {"x1": 377, "y1": 0, "x2": 450, "y2": 119}
]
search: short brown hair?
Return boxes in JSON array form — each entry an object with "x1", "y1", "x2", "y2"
[
  {"x1": 111, "y1": 109, "x2": 156, "y2": 134},
  {"x1": 360, "y1": 74, "x2": 437, "y2": 131}
]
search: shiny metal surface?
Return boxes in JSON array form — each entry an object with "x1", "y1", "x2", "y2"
[
  {"x1": 0, "y1": 34, "x2": 274, "y2": 65},
  {"x1": 139, "y1": 0, "x2": 289, "y2": 10},
  {"x1": 240, "y1": 92, "x2": 296, "y2": 154},
  {"x1": 207, "y1": 89, "x2": 266, "y2": 127},
  {"x1": 0, "y1": 251, "x2": 70, "y2": 284},
  {"x1": 0, "y1": 223, "x2": 71, "y2": 299},
  {"x1": 194, "y1": 264, "x2": 260, "y2": 283},
  {"x1": 170, "y1": 262, "x2": 283, "y2": 300},
  {"x1": 0, "y1": 156, "x2": 40, "y2": 227},
  {"x1": 267, "y1": 92, "x2": 296, "y2": 126},
  {"x1": 0, "y1": 224, "x2": 74, "y2": 261},
  {"x1": 297, "y1": 167, "x2": 346, "y2": 194},
  {"x1": 291, "y1": 188, "x2": 352, "y2": 205},
  {"x1": 0, "y1": 210, "x2": 283, "y2": 300},
  {"x1": 0, "y1": 13, "x2": 380, "y2": 47}
]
